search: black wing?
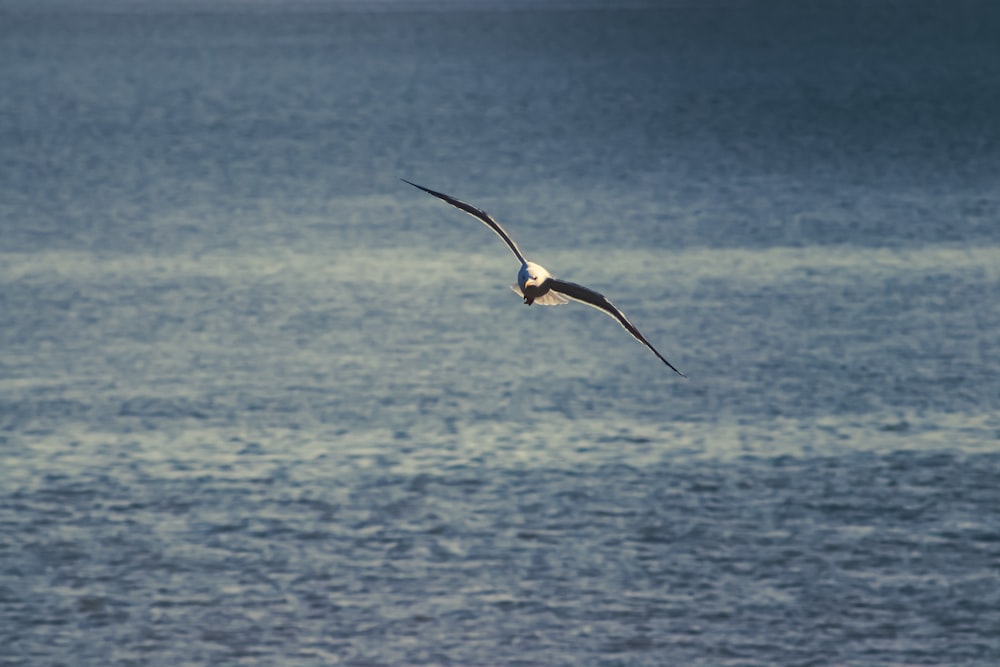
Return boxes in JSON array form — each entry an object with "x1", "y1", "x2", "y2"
[
  {"x1": 401, "y1": 179, "x2": 527, "y2": 264},
  {"x1": 550, "y1": 279, "x2": 686, "y2": 377}
]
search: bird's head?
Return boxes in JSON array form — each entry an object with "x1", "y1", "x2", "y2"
[
  {"x1": 519, "y1": 261, "x2": 550, "y2": 287},
  {"x1": 518, "y1": 261, "x2": 552, "y2": 306}
]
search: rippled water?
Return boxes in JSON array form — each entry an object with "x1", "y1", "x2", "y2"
[{"x1": 3, "y1": 1, "x2": 1000, "y2": 664}]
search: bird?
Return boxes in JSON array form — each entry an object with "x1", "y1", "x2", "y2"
[{"x1": 402, "y1": 179, "x2": 686, "y2": 377}]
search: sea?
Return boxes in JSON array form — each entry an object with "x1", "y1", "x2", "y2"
[{"x1": 2, "y1": 0, "x2": 999, "y2": 664}]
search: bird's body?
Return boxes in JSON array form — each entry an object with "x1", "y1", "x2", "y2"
[
  {"x1": 402, "y1": 179, "x2": 685, "y2": 377},
  {"x1": 516, "y1": 261, "x2": 567, "y2": 306}
]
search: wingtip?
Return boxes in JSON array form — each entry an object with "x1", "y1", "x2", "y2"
[
  {"x1": 401, "y1": 178, "x2": 446, "y2": 200},
  {"x1": 400, "y1": 177, "x2": 427, "y2": 192}
]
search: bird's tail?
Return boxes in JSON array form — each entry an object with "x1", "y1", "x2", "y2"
[{"x1": 509, "y1": 284, "x2": 568, "y2": 306}]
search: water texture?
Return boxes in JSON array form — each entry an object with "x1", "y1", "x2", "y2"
[{"x1": 2, "y1": 1, "x2": 999, "y2": 664}]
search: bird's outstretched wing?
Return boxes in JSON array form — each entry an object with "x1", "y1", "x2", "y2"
[
  {"x1": 549, "y1": 279, "x2": 686, "y2": 377},
  {"x1": 401, "y1": 179, "x2": 527, "y2": 264}
]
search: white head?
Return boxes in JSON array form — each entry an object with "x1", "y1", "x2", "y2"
[{"x1": 518, "y1": 261, "x2": 552, "y2": 291}]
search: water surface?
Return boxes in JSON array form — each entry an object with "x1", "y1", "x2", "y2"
[{"x1": 2, "y1": 1, "x2": 999, "y2": 664}]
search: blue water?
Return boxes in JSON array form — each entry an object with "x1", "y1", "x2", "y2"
[{"x1": 2, "y1": 1, "x2": 1000, "y2": 664}]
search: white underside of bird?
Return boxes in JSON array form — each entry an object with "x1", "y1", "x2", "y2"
[{"x1": 402, "y1": 179, "x2": 686, "y2": 377}]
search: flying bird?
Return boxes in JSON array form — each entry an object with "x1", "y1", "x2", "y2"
[{"x1": 402, "y1": 179, "x2": 685, "y2": 377}]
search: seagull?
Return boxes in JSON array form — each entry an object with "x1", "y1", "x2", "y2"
[{"x1": 402, "y1": 179, "x2": 686, "y2": 377}]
